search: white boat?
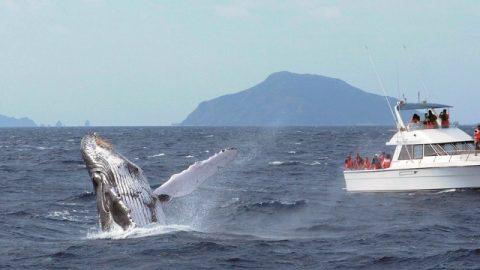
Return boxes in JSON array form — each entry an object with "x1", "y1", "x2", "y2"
[{"x1": 344, "y1": 101, "x2": 480, "y2": 192}]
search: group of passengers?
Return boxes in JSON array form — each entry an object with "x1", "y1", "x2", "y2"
[
  {"x1": 410, "y1": 109, "x2": 450, "y2": 129},
  {"x1": 344, "y1": 153, "x2": 392, "y2": 170}
]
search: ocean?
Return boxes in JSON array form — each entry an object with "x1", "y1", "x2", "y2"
[{"x1": 2, "y1": 126, "x2": 480, "y2": 269}]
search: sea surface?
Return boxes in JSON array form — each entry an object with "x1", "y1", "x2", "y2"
[{"x1": 2, "y1": 126, "x2": 480, "y2": 269}]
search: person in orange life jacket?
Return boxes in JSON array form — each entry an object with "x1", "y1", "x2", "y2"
[
  {"x1": 427, "y1": 110, "x2": 438, "y2": 128},
  {"x1": 423, "y1": 113, "x2": 430, "y2": 128},
  {"x1": 364, "y1": 157, "x2": 371, "y2": 170},
  {"x1": 382, "y1": 154, "x2": 392, "y2": 169},
  {"x1": 474, "y1": 125, "x2": 480, "y2": 156},
  {"x1": 344, "y1": 154, "x2": 353, "y2": 169},
  {"x1": 354, "y1": 153, "x2": 364, "y2": 169},
  {"x1": 439, "y1": 109, "x2": 449, "y2": 128}
]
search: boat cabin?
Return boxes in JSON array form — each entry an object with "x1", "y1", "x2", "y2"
[{"x1": 388, "y1": 102, "x2": 477, "y2": 168}]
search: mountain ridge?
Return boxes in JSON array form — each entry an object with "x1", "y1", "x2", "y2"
[
  {"x1": 181, "y1": 71, "x2": 397, "y2": 126},
  {"x1": 0, "y1": 114, "x2": 37, "y2": 127}
]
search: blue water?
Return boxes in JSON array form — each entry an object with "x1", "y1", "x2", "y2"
[{"x1": 2, "y1": 127, "x2": 480, "y2": 269}]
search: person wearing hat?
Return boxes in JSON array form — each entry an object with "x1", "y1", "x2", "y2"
[{"x1": 474, "y1": 125, "x2": 480, "y2": 155}]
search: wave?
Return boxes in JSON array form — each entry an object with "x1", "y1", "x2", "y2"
[
  {"x1": 61, "y1": 160, "x2": 84, "y2": 165},
  {"x1": 435, "y1": 188, "x2": 457, "y2": 194},
  {"x1": 147, "y1": 153, "x2": 165, "y2": 158},
  {"x1": 46, "y1": 210, "x2": 82, "y2": 222},
  {"x1": 6, "y1": 210, "x2": 36, "y2": 218},
  {"x1": 268, "y1": 161, "x2": 300, "y2": 166},
  {"x1": 86, "y1": 224, "x2": 193, "y2": 240},
  {"x1": 238, "y1": 200, "x2": 306, "y2": 213},
  {"x1": 64, "y1": 191, "x2": 95, "y2": 202}
]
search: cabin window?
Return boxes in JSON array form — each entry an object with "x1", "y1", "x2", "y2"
[
  {"x1": 441, "y1": 143, "x2": 457, "y2": 155},
  {"x1": 413, "y1": 145, "x2": 423, "y2": 159},
  {"x1": 457, "y1": 141, "x2": 475, "y2": 152},
  {"x1": 432, "y1": 144, "x2": 447, "y2": 155},
  {"x1": 465, "y1": 141, "x2": 475, "y2": 150},
  {"x1": 424, "y1": 144, "x2": 437, "y2": 157},
  {"x1": 398, "y1": 145, "x2": 413, "y2": 160},
  {"x1": 431, "y1": 141, "x2": 475, "y2": 155}
]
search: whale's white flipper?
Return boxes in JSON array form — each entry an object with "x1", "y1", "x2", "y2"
[{"x1": 153, "y1": 148, "x2": 238, "y2": 200}]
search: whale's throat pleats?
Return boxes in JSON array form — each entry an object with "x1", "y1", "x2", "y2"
[{"x1": 109, "y1": 160, "x2": 164, "y2": 227}]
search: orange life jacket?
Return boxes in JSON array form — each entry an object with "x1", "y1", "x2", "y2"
[
  {"x1": 344, "y1": 158, "x2": 353, "y2": 169},
  {"x1": 475, "y1": 129, "x2": 480, "y2": 141},
  {"x1": 382, "y1": 158, "x2": 391, "y2": 169},
  {"x1": 364, "y1": 159, "x2": 371, "y2": 170}
]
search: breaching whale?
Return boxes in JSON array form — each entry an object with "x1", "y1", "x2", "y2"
[{"x1": 81, "y1": 133, "x2": 237, "y2": 231}]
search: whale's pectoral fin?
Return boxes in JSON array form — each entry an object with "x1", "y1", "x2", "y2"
[
  {"x1": 153, "y1": 148, "x2": 238, "y2": 200},
  {"x1": 106, "y1": 187, "x2": 134, "y2": 230}
]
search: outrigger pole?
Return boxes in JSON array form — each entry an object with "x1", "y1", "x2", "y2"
[{"x1": 364, "y1": 46, "x2": 399, "y2": 128}]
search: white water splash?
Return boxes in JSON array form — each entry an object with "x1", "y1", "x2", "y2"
[
  {"x1": 47, "y1": 210, "x2": 84, "y2": 222},
  {"x1": 147, "y1": 153, "x2": 165, "y2": 158},
  {"x1": 86, "y1": 224, "x2": 193, "y2": 240},
  {"x1": 436, "y1": 188, "x2": 456, "y2": 194},
  {"x1": 268, "y1": 161, "x2": 284, "y2": 166}
]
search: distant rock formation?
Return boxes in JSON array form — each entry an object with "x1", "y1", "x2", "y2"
[
  {"x1": 181, "y1": 71, "x2": 398, "y2": 126},
  {"x1": 0, "y1": 114, "x2": 36, "y2": 127},
  {"x1": 84, "y1": 120, "x2": 91, "y2": 127}
]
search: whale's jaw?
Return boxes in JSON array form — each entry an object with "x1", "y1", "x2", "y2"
[{"x1": 81, "y1": 133, "x2": 163, "y2": 231}]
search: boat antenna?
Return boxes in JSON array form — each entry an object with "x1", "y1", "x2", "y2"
[
  {"x1": 365, "y1": 46, "x2": 397, "y2": 125},
  {"x1": 396, "y1": 62, "x2": 401, "y2": 99},
  {"x1": 403, "y1": 45, "x2": 431, "y2": 101}
]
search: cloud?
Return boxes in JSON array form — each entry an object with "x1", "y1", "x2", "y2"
[
  {"x1": 294, "y1": 1, "x2": 342, "y2": 21},
  {"x1": 212, "y1": 0, "x2": 342, "y2": 22},
  {"x1": 213, "y1": 0, "x2": 260, "y2": 19}
]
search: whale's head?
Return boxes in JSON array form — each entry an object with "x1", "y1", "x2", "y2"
[{"x1": 81, "y1": 133, "x2": 157, "y2": 231}]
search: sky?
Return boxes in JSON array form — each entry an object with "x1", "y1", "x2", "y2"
[{"x1": 0, "y1": 0, "x2": 479, "y2": 126}]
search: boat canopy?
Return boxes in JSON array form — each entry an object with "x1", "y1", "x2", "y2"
[
  {"x1": 387, "y1": 128, "x2": 472, "y2": 146},
  {"x1": 397, "y1": 102, "x2": 452, "y2": 111}
]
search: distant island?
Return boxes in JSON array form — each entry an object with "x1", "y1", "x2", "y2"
[
  {"x1": 0, "y1": 114, "x2": 36, "y2": 127},
  {"x1": 181, "y1": 71, "x2": 397, "y2": 126}
]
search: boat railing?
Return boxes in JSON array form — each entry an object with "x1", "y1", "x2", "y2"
[
  {"x1": 433, "y1": 148, "x2": 480, "y2": 162},
  {"x1": 406, "y1": 121, "x2": 458, "y2": 131}
]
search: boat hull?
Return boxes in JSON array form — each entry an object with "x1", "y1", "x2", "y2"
[{"x1": 344, "y1": 165, "x2": 480, "y2": 192}]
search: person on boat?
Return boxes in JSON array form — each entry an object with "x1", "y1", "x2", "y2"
[
  {"x1": 411, "y1": 114, "x2": 421, "y2": 124},
  {"x1": 371, "y1": 154, "x2": 381, "y2": 170},
  {"x1": 427, "y1": 110, "x2": 438, "y2": 128},
  {"x1": 364, "y1": 157, "x2": 371, "y2": 170},
  {"x1": 423, "y1": 113, "x2": 430, "y2": 128},
  {"x1": 354, "y1": 153, "x2": 364, "y2": 170},
  {"x1": 439, "y1": 109, "x2": 450, "y2": 128},
  {"x1": 344, "y1": 154, "x2": 353, "y2": 170},
  {"x1": 382, "y1": 154, "x2": 392, "y2": 169},
  {"x1": 475, "y1": 125, "x2": 480, "y2": 156},
  {"x1": 379, "y1": 152, "x2": 385, "y2": 164}
]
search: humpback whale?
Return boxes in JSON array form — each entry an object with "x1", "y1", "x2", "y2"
[{"x1": 81, "y1": 133, "x2": 237, "y2": 231}]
